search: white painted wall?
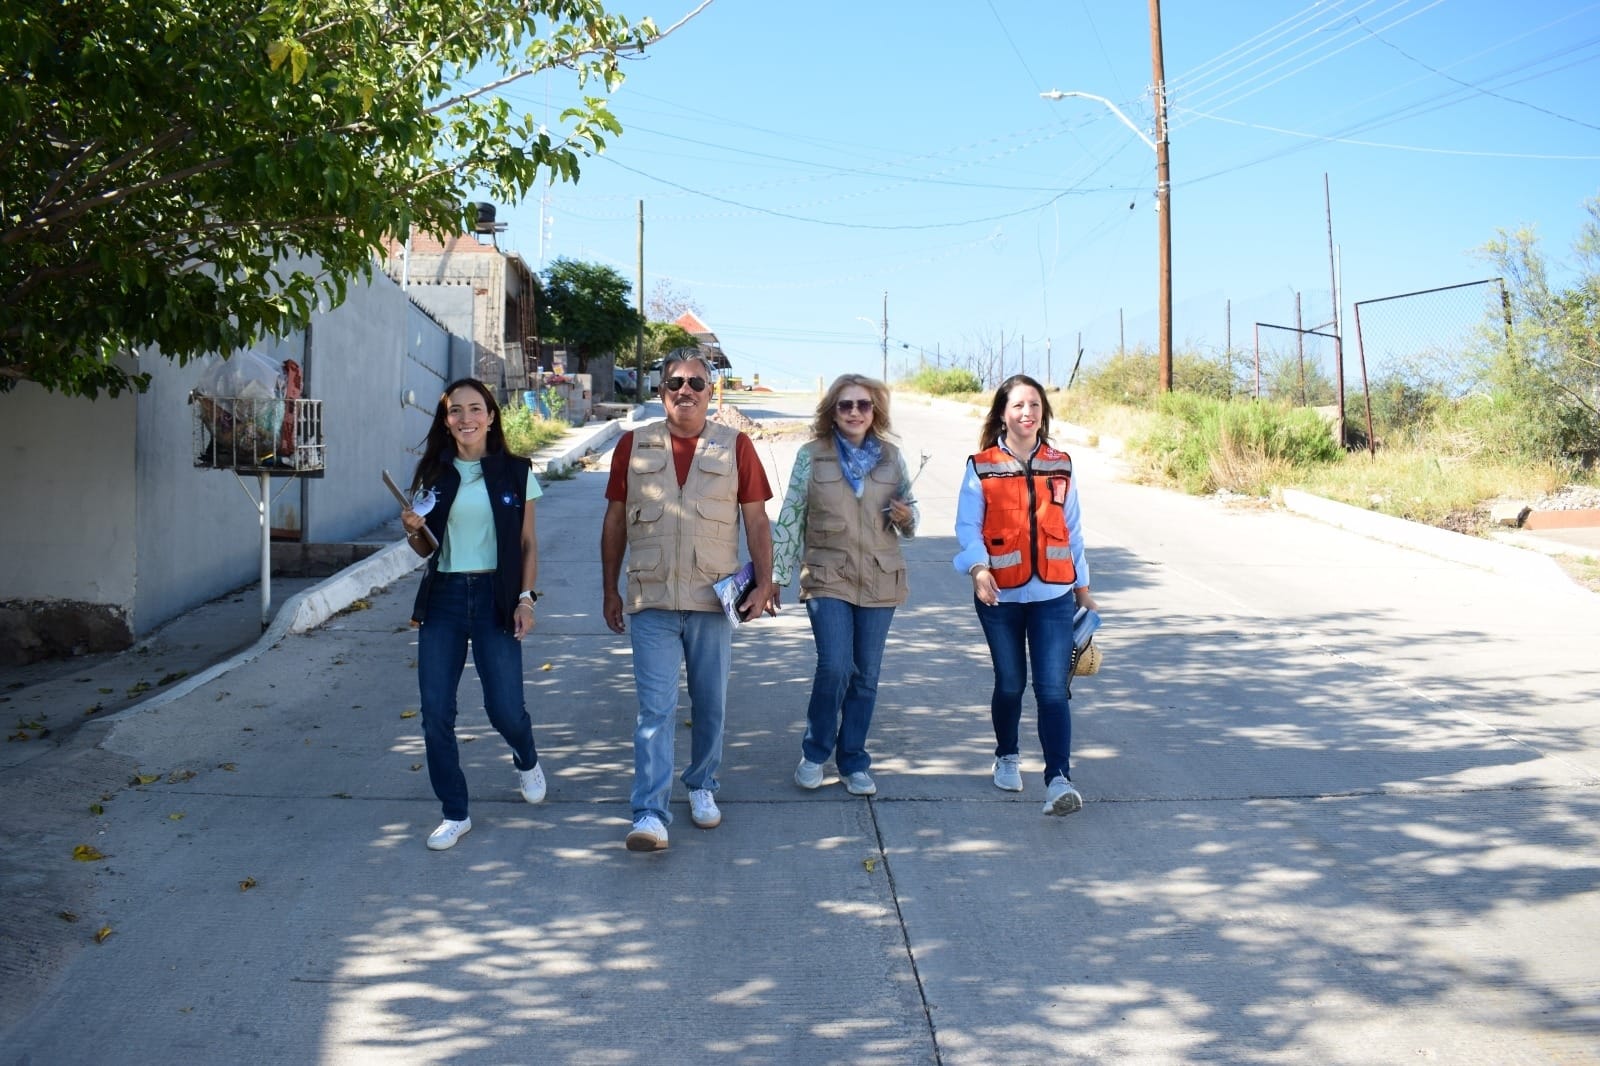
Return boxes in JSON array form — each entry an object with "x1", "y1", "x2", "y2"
[
  {"x1": 0, "y1": 261, "x2": 458, "y2": 644},
  {"x1": 0, "y1": 380, "x2": 137, "y2": 608}
]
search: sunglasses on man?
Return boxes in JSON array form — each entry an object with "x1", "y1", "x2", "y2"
[{"x1": 662, "y1": 375, "x2": 709, "y2": 393}]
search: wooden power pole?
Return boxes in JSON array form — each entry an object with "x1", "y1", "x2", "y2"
[{"x1": 1151, "y1": 0, "x2": 1173, "y2": 392}]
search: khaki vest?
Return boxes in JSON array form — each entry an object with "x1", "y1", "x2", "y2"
[
  {"x1": 624, "y1": 419, "x2": 743, "y2": 613},
  {"x1": 798, "y1": 438, "x2": 908, "y2": 607}
]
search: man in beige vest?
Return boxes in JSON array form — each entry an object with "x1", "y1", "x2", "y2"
[{"x1": 601, "y1": 348, "x2": 776, "y2": 852}]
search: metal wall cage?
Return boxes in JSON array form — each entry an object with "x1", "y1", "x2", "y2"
[{"x1": 190, "y1": 393, "x2": 326, "y2": 476}]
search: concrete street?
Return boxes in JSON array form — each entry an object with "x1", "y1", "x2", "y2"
[{"x1": 3, "y1": 390, "x2": 1598, "y2": 1065}]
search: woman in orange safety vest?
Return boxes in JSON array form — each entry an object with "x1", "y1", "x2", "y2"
[{"x1": 953, "y1": 374, "x2": 1099, "y2": 817}]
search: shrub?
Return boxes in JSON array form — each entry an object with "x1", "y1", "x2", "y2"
[
  {"x1": 1077, "y1": 346, "x2": 1240, "y2": 406},
  {"x1": 903, "y1": 366, "x2": 982, "y2": 396},
  {"x1": 500, "y1": 404, "x2": 569, "y2": 457},
  {"x1": 1128, "y1": 394, "x2": 1341, "y2": 495}
]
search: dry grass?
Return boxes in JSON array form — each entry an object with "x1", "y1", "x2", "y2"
[{"x1": 1295, "y1": 448, "x2": 1573, "y2": 525}]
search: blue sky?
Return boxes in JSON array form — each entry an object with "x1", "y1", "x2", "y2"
[{"x1": 477, "y1": 0, "x2": 1600, "y2": 390}]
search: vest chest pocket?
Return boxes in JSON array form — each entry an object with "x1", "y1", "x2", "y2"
[
  {"x1": 695, "y1": 448, "x2": 734, "y2": 478},
  {"x1": 631, "y1": 443, "x2": 669, "y2": 476},
  {"x1": 694, "y1": 496, "x2": 738, "y2": 528},
  {"x1": 811, "y1": 460, "x2": 842, "y2": 484},
  {"x1": 630, "y1": 499, "x2": 666, "y2": 526}
]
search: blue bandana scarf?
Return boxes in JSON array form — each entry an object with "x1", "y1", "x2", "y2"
[{"x1": 834, "y1": 430, "x2": 882, "y2": 498}]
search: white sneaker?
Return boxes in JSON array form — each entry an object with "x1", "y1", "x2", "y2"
[
  {"x1": 516, "y1": 763, "x2": 547, "y2": 804},
  {"x1": 1042, "y1": 775, "x2": 1083, "y2": 816},
  {"x1": 688, "y1": 788, "x2": 721, "y2": 829},
  {"x1": 794, "y1": 758, "x2": 826, "y2": 790},
  {"x1": 842, "y1": 770, "x2": 877, "y2": 796},
  {"x1": 625, "y1": 814, "x2": 669, "y2": 852},
  {"x1": 992, "y1": 754, "x2": 1024, "y2": 792},
  {"x1": 426, "y1": 817, "x2": 472, "y2": 850}
]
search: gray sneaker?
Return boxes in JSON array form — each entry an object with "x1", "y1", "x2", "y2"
[
  {"x1": 992, "y1": 754, "x2": 1024, "y2": 792},
  {"x1": 794, "y1": 758, "x2": 826, "y2": 790},
  {"x1": 842, "y1": 770, "x2": 877, "y2": 796},
  {"x1": 1042, "y1": 775, "x2": 1083, "y2": 816}
]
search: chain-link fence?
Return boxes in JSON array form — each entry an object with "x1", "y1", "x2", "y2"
[
  {"x1": 1350, "y1": 278, "x2": 1509, "y2": 450},
  {"x1": 1251, "y1": 322, "x2": 1340, "y2": 409}
]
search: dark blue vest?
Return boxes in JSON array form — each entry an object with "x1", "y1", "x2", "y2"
[{"x1": 410, "y1": 450, "x2": 532, "y2": 632}]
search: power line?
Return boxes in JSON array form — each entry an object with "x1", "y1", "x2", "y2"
[{"x1": 1348, "y1": 13, "x2": 1600, "y2": 132}]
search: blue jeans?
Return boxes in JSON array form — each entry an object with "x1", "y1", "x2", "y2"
[
  {"x1": 417, "y1": 572, "x2": 538, "y2": 820},
  {"x1": 628, "y1": 608, "x2": 733, "y2": 824},
  {"x1": 802, "y1": 597, "x2": 896, "y2": 775},
  {"x1": 974, "y1": 592, "x2": 1074, "y2": 784}
]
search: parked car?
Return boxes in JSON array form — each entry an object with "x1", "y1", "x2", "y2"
[{"x1": 613, "y1": 366, "x2": 638, "y2": 394}]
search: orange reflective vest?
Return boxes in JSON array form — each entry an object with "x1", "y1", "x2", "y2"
[{"x1": 971, "y1": 443, "x2": 1077, "y2": 589}]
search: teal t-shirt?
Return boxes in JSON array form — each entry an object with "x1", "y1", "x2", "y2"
[{"x1": 439, "y1": 457, "x2": 543, "y2": 573}]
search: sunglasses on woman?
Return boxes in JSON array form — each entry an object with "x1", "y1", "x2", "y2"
[
  {"x1": 835, "y1": 399, "x2": 874, "y2": 414},
  {"x1": 662, "y1": 375, "x2": 709, "y2": 393}
]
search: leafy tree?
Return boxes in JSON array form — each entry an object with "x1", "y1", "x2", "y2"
[
  {"x1": 1478, "y1": 198, "x2": 1600, "y2": 459},
  {"x1": 0, "y1": 0, "x2": 700, "y2": 398},
  {"x1": 642, "y1": 321, "x2": 694, "y2": 366},
  {"x1": 537, "y1": 257, "x2": 643, "y2": 374}
]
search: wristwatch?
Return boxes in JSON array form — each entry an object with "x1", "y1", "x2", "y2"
[{"x1": 519, "y1": 589, "x2": 538, "y2": 604}]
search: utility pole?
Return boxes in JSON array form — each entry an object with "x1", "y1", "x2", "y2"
[
  {"x1": 1151, "y1": 0, "x2": 1173, "y2": 392},
  {"x1": 1325, "y1": 173, "x2": 1345, "y2": 448},
  {"x1": 635, "y1": 201, "x2": 645, "y2": 393},
  {"x1": 880, "y1": 290, "x2": 888, "y2": 383}
]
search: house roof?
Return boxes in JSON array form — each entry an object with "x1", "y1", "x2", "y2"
[{"x1": 673, "y1": 310, "x2": 714, "y2": 337}]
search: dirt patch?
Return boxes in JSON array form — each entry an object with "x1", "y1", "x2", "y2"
[{"x1": 1437, "y1": 507, "x2": 1488, "y2": 536}]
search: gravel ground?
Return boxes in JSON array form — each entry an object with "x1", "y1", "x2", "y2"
[{"x1": 1531, "y1": 485, "x2": 1600, "y2": 510}]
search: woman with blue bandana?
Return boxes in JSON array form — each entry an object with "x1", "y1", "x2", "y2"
[{"x1": 772, "y1": 374, "x2": 918, "y2": 797}]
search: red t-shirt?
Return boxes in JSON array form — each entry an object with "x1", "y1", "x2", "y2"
[{"x1": 605, "y1": 428, "x2": 772, "y2": 504}]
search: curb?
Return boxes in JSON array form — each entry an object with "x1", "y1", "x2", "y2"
[
  {"x1": 1278, "y1": 488, "x2": 1571, "y2": 585},
  {"x1": 103, "y1": 541, "x2": 426, "y2": 723}
]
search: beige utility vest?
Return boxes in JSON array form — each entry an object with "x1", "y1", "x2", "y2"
[
  {"x1": 798, "y1": 438, "x2": 909, "y2": 608},
  {"x1": 624, "y1": 419, "x2": 743, "y2": 613}
]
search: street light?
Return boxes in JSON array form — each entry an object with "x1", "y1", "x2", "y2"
[
  {"x1": 855, "y1": 293, "x2": 888, "y2": 382},
  {"x1": 1042, "y1": 86, "x2": 1172, "y2": 392}
]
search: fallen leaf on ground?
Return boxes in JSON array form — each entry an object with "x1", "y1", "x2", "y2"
[
  {"x1": 239, "y1": 876, "x2": 257, "y2": 891},
  {"x1": 89, "y1": 803, "x2": 103, "y2": 815},
  {"x1": 73, "y1": 845, "x2": 105, "y2": 862},
  {"x1": 95, "y1": 926, "x2": 113, "y2": 943},
  {"x1": 863, "y1": 858, "x2": 878, "y2": 873},
  {"x1": 132, "y1": 774, "x2": 159, "y2": 785},
  {"x1": 57, "y1": 911, "x2": 78, "y2": 923},
  {"x1": 400, "y1": 709, "x2": 418, "y2": 719},
  {"x1": 168, "y1": 813, "x2": 185, "y2": 821}
]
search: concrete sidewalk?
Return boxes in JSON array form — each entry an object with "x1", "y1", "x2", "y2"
[{"x1": 5, "y1": 393, "x2": 1598, "y2": 1064}]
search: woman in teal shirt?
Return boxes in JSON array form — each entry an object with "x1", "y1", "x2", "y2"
[{"x1": 401, "y1": 379, "x2": 546, "y2": 850}]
